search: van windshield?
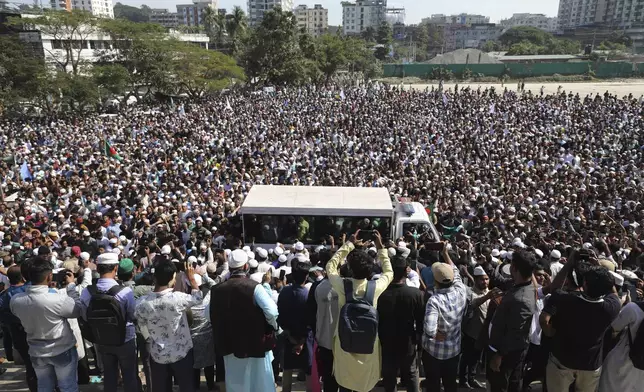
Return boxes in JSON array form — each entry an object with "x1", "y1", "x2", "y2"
[
  {"x1": 402, "y1": 222, "x2": 435, "y2": 241},
  {"x1": 243, "y1": 214, "x2": 392, "y2": 245}
]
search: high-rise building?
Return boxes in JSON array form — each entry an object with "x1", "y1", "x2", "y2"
[
  {"x1": 51, "y1": 0, "x2": 113, "y2": 18},
  {"x1": 422, "y1": 13, "x2": 490, "y2": 25},
  {"x1": 557, "y1": 0, "x2": 608, "y2": 29},
  {"x1": 247, "y1": 0, "x2": 295, "y2": 27},
  {"x1": 603, "y1": 0, "x2": 644, "y2": 28},
  {"x1": 68, "y1": 0, "x2": 114, "y2": 18},
  {"x1": 500, "y1": 13, "x2": 558, "y2": 33},
  {"x1": 341, "y1": 0, "x2": 386, "y2": 35},
  {"x1": 294, "y1": 4, "x2": 328, "y2": 37},
  {"x1": 150, "y1": 8, "x2": 179, "y2": 29},
  {"x1": 49, "y1": 0, "x2": 72, "y2": 11},
  {"x1": 176, "y1": 0, "x2": 218, "y2": 27}
]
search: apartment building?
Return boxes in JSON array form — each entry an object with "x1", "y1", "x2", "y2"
[
  {"x1": 341, "y1": 0, "x2": 386, "y2": 35},
  {"x1": 294, "y1": 4, "x2": 328, "y2": 37},
  {"x1": 248, "y1": 0, "x2": 295, "y2": 27}
]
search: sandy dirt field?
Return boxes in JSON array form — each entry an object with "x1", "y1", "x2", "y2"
[{"x1": 401, "y1": 80, "x2": 644, "y2": 97}]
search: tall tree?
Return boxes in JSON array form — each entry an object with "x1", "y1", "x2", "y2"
[
  {"x1": 0, "y1": 35, "x2": 48, "y2": 113},
  {"x1": 203, "y1": 6, "x2": 226, "y2": 48},
  {"x1": 113, "y1": 3, "x2": 151, "y2": 23},
  {"x1": 241, "y1": 7, "x2": 306, "y2": 85},
  {"x1": 97, "y1": 19, "x2": 175, "y2": 99},
  {"x1": 11, "y1": 10, "x2": 97, "y2": 75},
  {"x1": 173, "y1": 43, "x2": 245, "y2": 98},
  {"x1": 375, "y1": 21, "x2": 392, "y2": 61},
  {"x1": 317, "y1": 34, "x2": 346, "y2": 82},
  {"x1": 226, "y1": 6, "x2": 248, "y2": 56},
  {"x1": 361, "y1": 26, "x2": 376, "y2": 42}
]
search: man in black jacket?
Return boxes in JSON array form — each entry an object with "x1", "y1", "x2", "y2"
[
  {"x1": 377, "y1": 256, "x2": 425, "y2": 392},
  {"x1": 488, "y1": 250, "x2": 538, "y2": 392}
]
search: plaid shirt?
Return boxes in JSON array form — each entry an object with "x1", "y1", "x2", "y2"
[{"x1": 422, "y1": 264, "x2": 468, "y2": 360}]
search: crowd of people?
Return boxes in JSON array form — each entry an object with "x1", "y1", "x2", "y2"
[{"x1": 0, "y1": 83, "x2": 643, "y2": 392}]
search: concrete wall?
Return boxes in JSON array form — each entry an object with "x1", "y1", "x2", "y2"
[{"x1": 383, "y1": 62, "x2": 644, "y2": 79}]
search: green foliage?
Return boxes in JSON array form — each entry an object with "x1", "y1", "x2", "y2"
[
  {"x1": 499, "y1": 26, "x2": 551, "y2": 46},
  {"x1": 11, "y1": 10, "x2": 98, "y2": 75},
  {"x1": 241, "y1": 7, "x2": 306, "y2": 85},
  {"x1": 376, "y1": 21, "x2": 393, "y2": 45},
  {"x1": 0, "y1": 34, "x2": 48, "y2": 112},
  {"x1": 459, "y1": 68, "x2": 473, "y2": 80},
  {"x1": 502, "y1": 27, "x2": 580, "y2": 56},
  {"x1": 428, "y1": 67, "x2": 453, "y2": 81},
  {"x1": 226, "y1": 6, "x2": 248, "y2": 56},
  {"x1": 173, "y1": 43, "x2": 245, "y2": 98},
  {"x1": 481, "y1": 40, "x2": 501, "y2": 52},
  {"x1": 92, "y1": 64, "x2": 130, "y2": 99},
  {"x1": 361, "y1": 27, "x2": 376, "y2": 43},
  {"x1": 316, "y1": 34, "x2": 347, "y2": 81},
  {"x1": 113, "y1": 3, "x2": 151, "y2": 23},
  {"x1": 597, "y1": 40, "x2": 627, "y2": 52}
]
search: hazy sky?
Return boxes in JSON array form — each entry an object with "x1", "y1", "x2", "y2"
[{"x1": 120, "y1": 0, "x2": 561, "y2": 25}]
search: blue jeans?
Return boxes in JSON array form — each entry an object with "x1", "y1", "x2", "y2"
[{"x1": 32, "y1": 347, "x2": 79, "y2": 392}]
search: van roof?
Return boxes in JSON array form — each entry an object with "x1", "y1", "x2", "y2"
[{"x1": 240, "y1": 186, "x2": 393, "y2": 217}]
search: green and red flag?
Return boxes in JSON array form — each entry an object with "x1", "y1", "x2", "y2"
[{"x1": 104, "y1": 139, "x2": 123, "y2": 161}]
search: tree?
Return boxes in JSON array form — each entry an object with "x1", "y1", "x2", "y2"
[
  {"x1": 344, "y1": 37, "x2": 382, "y2": 80},
  {"x1": 499, "y1": 26, "x2": 551, "y2": 47},
  {"x1": 242, "y1": 7, "x2": 306, "y2": 85},
  {"x1": 226, "y1": 6, "x2": 248, "y2": 56},
  {"x1": 317, "y1": 34, "x2": 347, "y2": 82},
  {"x1": 415, "y1": 24, "x2": 429, "y2": 52},
  {"x1": 98, "y1": 19, "x2": 175, "y2": 99},
  {"x1": 113, "y1": 3, "x2": 151, "y2": 23},
  {"x1": 58, "y1": 72, "x2": 99, "y2": 112},
  {"x1": 92, "y1": 64, "x2": 130, "y2": 101},
  {"x1": 482, "y1": 40, "x2": 501, "y2": 52},
  {"x1": 361, "y1": 26, "x2": 376, "y2": 42},
  {"x1": 374, "y1": 21, "x2": 392, "y2": 61},
  {"x1": 203, "y1": 6, "x2": 226, "y2": 48},
  {"x1": 11, "y1": 10, "x2": 98, "y2": 75},
  {"x1": 172, "y1": 43, "x2": 245, "y2": 98},
  {"x1": 0, "y1": 35, "x2": 49, "y2": 112}
]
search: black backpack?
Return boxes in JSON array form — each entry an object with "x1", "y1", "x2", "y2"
[
  {"x1": 82, "y1": 285, "x2": 127, "y2": 346},
  {"x1": 338, "y1": 279, "x2": 379, "y2": 355},
  {"x1": 627, "y1": 302, "x2": 644, "y2": 370}
]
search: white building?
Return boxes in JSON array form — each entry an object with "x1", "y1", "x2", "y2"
[
  {"x1": 557, "y1": 0, "x2": 609, "y2": 29},
  {"x1": 49, "y1": 0, "x2": 113, "y2": 18},
  {"x1": 294, "y1": 4, "x2": 328, "y2": 37},
  {"x1": 443, "y1": 23, "x2": 504, "y2": 51},
  {"x1": 422, "y1": 13, "x2": 490, "y2": 25},
  {"x1": 247, "y1": 0, "x2": 294, "y2": 27},
  {"x1": 150, "y1": 8, "x2": 179, "y2": 29},
  {"x1": 604, "y1": 0, "x2": 644, "y2": 28},
  {"x1": 500, "y1": 13, "x2": 558, "y2": 33},
  {"x1": 341, "y1": 0, "x2": 386, "y2": 35},
  {"x1": 18, "y1": 22, "x2": 209, "y2": 73},
  {"x1": 176, "y1": 0, "x2": 218, "y2": 27}
]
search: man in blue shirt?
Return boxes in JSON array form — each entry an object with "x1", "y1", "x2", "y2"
[
  {"x1": 0, "y1": 264, "x2": 36, "y2": 391},
  {"x1": 80, "y1": 253, "x2": 138, "y2": 392}
]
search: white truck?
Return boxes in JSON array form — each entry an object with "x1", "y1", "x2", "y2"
[{"x1": 240, "y1": 185, "x2": 438, "y2": 247}]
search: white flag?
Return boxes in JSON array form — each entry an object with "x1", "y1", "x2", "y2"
[{"x1": 225, "y1": 98, "x2": 233, "y2": 111}]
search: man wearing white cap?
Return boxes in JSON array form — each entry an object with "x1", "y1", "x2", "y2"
[
  {"x1": 208, "y1": 249, "x2": 279, "y2": 392},
  {"x1": 80, "y1": 253, "x2": 138, "y2": 392},
  {"x1": 10, "y1": 257, "x2": 82, "y2": 392},
  {"x1": 460, "y1": 266, "x2": 501, "y2": 389},
  {"x1": 549, "y1": 250, "x2": 563, "y2": 278}
]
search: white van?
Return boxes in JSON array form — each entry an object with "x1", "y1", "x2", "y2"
[{"x1": 240, "y1": 185, "x2": 438, "y2": 247}]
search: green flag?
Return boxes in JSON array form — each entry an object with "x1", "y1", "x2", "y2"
[{"x1": 104, "y1": 140, "x2": 123, "y2": 161}]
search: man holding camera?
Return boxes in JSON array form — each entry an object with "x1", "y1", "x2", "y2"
[
  {"x1": 539, "y1": 249, "x2": 621, "y2": 392},
  {"x1": 10, "y1": 257, "x2": 83, "y2": 392}
]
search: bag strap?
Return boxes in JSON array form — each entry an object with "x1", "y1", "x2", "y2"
[
  {"x1": 87, "y1": 285, "x2": 98, "y2": 296},
  {"x1": 363, "y1": 280, "x2": 376, "y2": 306},
  {"x1": 107, "y1": 285, "x2": 125, "y2": 296},
  {"x1": 343, "y1": 279, "x2": 355, "y2": 303}
]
